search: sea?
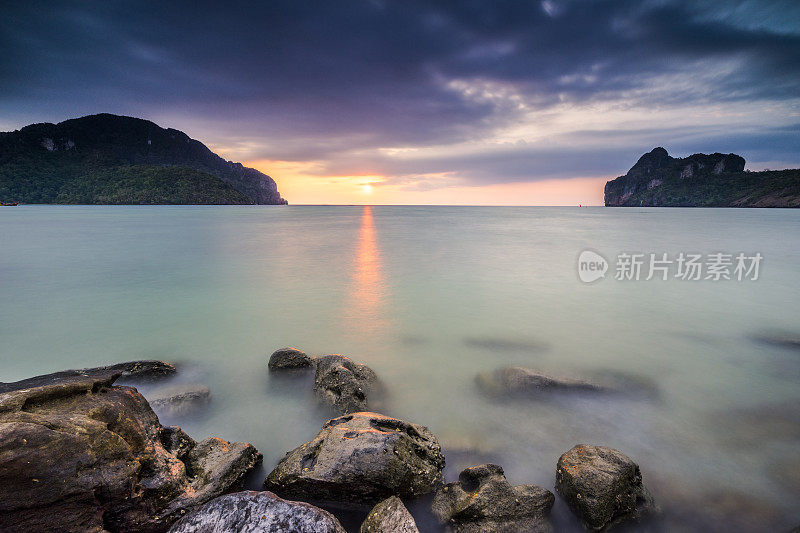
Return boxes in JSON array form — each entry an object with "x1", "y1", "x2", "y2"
[{"x1": 1, "y1": 205, "x2": 798, "y2": 531}]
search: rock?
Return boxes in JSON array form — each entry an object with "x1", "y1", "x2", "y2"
[
  {"x1": 0, "y1": 360, "x2": 176, "y2": 393},
  {"x1": 656, "y1": 485, "x2": 788, "y2": 532},
  {"x1": 476, "y1": 367, "x2": 659, "y2": 400},
  {"x1": 752, "y1": 331, "x2": 800, "y2": 351},
  {"x1": 438, "y1": 432, "x2": 503, "y2": 481},
  {"x1": 604, "y1": 147, "x2": 746, "y2": 207},
  {"x1": 148, "y1": 383, "x2": 211, "y2": 415},
  {"x1": 476, "y1": 367, "x2": 605, "y2": 398},
  {"x1": 431, "y1": 464, "x2": 554, "y2": 532},
  {"x1": 361, "y1": 496, "x2": 419, "y2": 533},
  {"x1": 713, "y1": 401, "x2": 800, "y2": 447},
  {"x1": 313, "y1": 354, "x2": 380, "y2": 414},
  {"x1": 0, "y1": 113, "x2": 287, "y2": 205},
  {"x1": 587, "y1": 370, "x2": 660, "y2": 399},
  {"x1": 107, "y1": 360, "x2": 178, "y2": 382},
  {"x1": 269, "y1": 347, "x2": 315, "y2": 371},
  {"x1": 264, "y1": 412, "x2": 444, "y2": 506},
  {"x1": 463, "y1": 337, "x2": 547, "y2": 353},
  {"x1": 168, "y1": 490, "x2": 346, "y2": 533},
  {"x1": 556, "y1": 444, "x2": 656, "y2": 531},
  {"x1": 603, "y1": 147, "x2": 800, "y2": 207},
  {"x1": 0, "y1": 366, "x2": 261, "y2": 532}
]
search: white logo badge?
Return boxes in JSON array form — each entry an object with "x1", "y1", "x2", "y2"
[{"x1": 578, "y1": 250, "x2": 608, "y2": 283}]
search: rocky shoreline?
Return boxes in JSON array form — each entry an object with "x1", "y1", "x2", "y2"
[{"x1": 1, "y1": 348, "x2": 769, "y2": 532}]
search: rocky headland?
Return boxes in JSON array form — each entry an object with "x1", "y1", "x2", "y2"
[
  {"x1": 0, "y1": 114, "x2": 287, "y2": 205},
  {"x1": 604, "y1": 147, "x2": 800, "y2": 207}
]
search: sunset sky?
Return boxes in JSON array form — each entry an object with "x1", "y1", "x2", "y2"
[{"x1": 2, "y1": 1, "x2": 799, "y2": 205}]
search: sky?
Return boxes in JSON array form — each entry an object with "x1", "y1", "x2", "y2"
[{"x1": 2, "y1": 0, "x2": 799, "y2": 205}]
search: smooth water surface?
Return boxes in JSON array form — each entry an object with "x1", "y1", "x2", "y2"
[{"x1": 1, "y1": 205, "x2": 799, "y2": 531}]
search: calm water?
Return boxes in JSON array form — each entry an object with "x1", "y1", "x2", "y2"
[{"x1": 1, "y1": 205, "x2": 799, "y2": 531}]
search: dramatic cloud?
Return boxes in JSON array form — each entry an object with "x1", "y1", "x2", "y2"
[{"x1": 2, "y1": 0, "x2": 799, "y2": 201}]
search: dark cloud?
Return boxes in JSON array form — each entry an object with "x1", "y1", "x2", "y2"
[{"x1": 1, "y1": 0, "x2": 799, "y2": 186}]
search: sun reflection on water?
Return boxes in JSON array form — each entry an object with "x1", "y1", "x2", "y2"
[{"x1": 343, "y1": 206, "x2": 390, "y2": 337}]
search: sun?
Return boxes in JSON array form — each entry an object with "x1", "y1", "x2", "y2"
[{"x1": 361, "y1": 184, "x2": 373, "y2": 194}]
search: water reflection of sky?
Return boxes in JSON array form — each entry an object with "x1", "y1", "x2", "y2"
[{"x1": 343, "y1": 206, "x2": 391, "y2": 338}]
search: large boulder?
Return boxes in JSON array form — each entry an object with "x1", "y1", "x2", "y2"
[
  {"x1": 556, "y1": 444, "x2": 656, "y2": 531},
  {"x1": 431, "y1": 464, "x2": 554, "y2": 532},
  {"x1": 148, "y1": 383, "x2": 212, "y2": 416},
  {"x1": 168, "y1": 491, "x2": 346, "y2": 533},
  {"x1": 264, "y1": 412, "x2": 444, "y2": 506},
  {"x1": 313, "y1": 354, "x2": 380, "y2": 414},
  {"x1": 476, "y1": 367, "x2": 604, "y2": 398},
  {"x1": 0, "y1": 366, "x2": 261, "y2": 532},
  {"x1": 268, "y1": 347, "x2": 315, "y2": 371},
  {"x1": 361, "y1": 496, "x2": 419, "y2": 533}
]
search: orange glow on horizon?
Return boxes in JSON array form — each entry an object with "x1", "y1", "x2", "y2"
[{"x1": 245, "y1": 158, "x2": 607, "y2": 206}]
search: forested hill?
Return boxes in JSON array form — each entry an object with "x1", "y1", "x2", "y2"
[
  {"x1": 605, "y1": 147, "x2": 799, "y2": 207},
  {"x1": 0, "y1": 113, "x2": 287, "y2": 205}
]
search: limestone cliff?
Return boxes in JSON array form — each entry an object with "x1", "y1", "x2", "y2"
[{"x1": 604, "y1": 147, "x2": 799, "y2": 207}]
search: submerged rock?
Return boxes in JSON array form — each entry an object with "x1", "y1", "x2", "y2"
[
  {"x1": 752, "y1": 331, "x2": 800, "y2": 351},
  {"x1": 556, "y1": 444, "x2": 656, "y2": 531},
  {"x1": 264, "y1": 412, "x2": 444, "y2": 506},
  {"x1": 148, "y1": 383, "x2": 212, "y2": 415},
  {"x1": 431, "y1": 464, "x2": 554, "y2": 532},
  {"x1": 476, "y1": 367, "x2": 605, "y2": 397},
  {"x1": 0, "y1": 366, "x2": 261, "y2": 532},
  {"x1": 361, "y1": 496, "x2": 419, "y2": 533},
  {"x1": 269, "y1": 347, "x2": 316, "y2": 371},
  {"x1": 652, "y1": 482, "x2": 789, "y2": 532},
  {"x1": 168, "y1": 490, "x2": 346, "y2": 533},
  {"x1": 476, "y1": 367, "x2": 659, "y2": 400},
  {"x1": 464, "y1": 337, "x2": 547, "y2": 353},
  {"x1": 587, "y1": 370, "x2": 660, "y2": 399},
  {"x1": 313, "y1": 354, "x2": 381, "y2": 414}
]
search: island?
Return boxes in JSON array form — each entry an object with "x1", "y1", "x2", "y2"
[
  {"x1": 604, "y1": 147, "x2": 800, "y2": 207},
  {"x1": 0, "y1": 113, "x2": 286, "y2": 205}
]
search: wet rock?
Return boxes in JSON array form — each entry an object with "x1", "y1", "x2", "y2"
[
  {"x1": 106, "y1": 360, "x2": 178, "y2": 382},
  {"x1": 431, "y1": 464, "x2": 554, "y2": 532},
  {"x1": 269, "y1": 347, "x2": 315, "y2": 371},
  {"x1": 476, "y1": 367, "x2": 605, "y2": 398},
  {"x1": 148, "y1": 383, "x2": 211, "y2": 416},
  {"x1": 313, "y1": 354, "x2": 381, "y2": 414},
  {"x1": 264, "y1": 412, "x2": 444, "y2": 506},
  {"x1": 0, "y1": 360, "x2": 176, "y2": 393},
  {"x1": 168, "y1": 490, "x2": 346, "y2": 533},
  {"x1": 361, "y1": 496, "x2": 419, "y2": 533},
  {"x1": 556, "y1": 444, "x2": 655, "y2": 531},
  {"x1": 0, "y1": 367, "x2": 261, "y2": 532}
]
